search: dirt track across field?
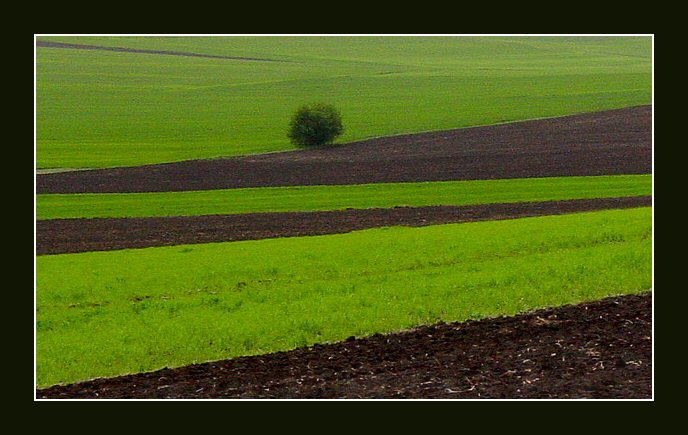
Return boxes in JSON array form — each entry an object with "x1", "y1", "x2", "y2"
[
  {"x1": 36, "y1": 105, "x2": 651, "y2": 194},
  {"x1": 36, "y1": 39, "x2": 285, "y2": 62},
  {"x1": 36, "y1": 292, "x2": 652, "y2": 399},
  {"x1": 36, "y1": 196, "x2": 651, "y2": 255}
]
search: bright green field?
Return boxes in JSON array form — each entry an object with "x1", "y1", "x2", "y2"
[
  {"x1": 36, "y1": 36, "x2": 651, "y2": 169},
  {"x1": 36, "y1": 174, "x2": 651, "y2": 220},
  {"x1": 36, "y1": 208, "x2": 652, "y2": 387}
]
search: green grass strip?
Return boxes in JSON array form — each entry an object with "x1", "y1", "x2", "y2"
[
  {"x1": 36, "y1": 207, "x2": 652, "y2": 387},
  {"x1": 36, "y1": 174, "x2": 651, "y2": 220}
]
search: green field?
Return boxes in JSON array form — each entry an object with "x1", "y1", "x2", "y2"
[
  {"x1": 36, "y1": 174, "x2": 651, "y2": 220},
  {"x1": 36, "y1": 208, "x2": 652, "y2": 387},
  {"x1": 35, "y1": 35, "x2": 654, "y2": 393},
  {"x1": 36, "y1": 36, "x2": 651, "y2": 169}
]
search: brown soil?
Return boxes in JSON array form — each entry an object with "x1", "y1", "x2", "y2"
[
  {"x1": 36, "y1": 292, "x2": 652, "y2": 399},
  {"x1": 35, "y1": 106, "x2": 653, "y2": 399},
  {"x1": 36, "y1": 196, "x2": 651, "y2": 256},
  {"x1": 36, "y1": 39, "x2": 285, "y2": 62},
  {"x1": 36, "y1": 105, "x2": 651, "y2": 194}
]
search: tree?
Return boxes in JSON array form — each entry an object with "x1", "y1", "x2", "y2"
[{"x1": 287, "y1": 103, "x2": 343, "y2": 147}]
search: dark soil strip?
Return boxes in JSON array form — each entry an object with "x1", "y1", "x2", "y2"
[
  {"x1": 36, "y1": 40, "x2": 286, "y2": 63},
  {"x1": 36, "y1": 105, "x2": 651, "y2": 194},
  {"x1": 36, "y1": 292, "x2": 652, "y2": 399},
  {"x1": 36, "y1": 196, "x2": 651, "y2": 256}
]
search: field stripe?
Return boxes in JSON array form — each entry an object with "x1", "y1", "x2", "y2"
[
  {"x1": 35, "y1": 207, "x2": 652, "y2": 387},
  {"x1": 36, "y1": 292, "x2": 651, "y2": 399},
  {"x1": 36, "y1": 174, "x2": 651, "y2": 220},
  {"x1": 36, "y1": 196, "x2": 651, "y2": 255},
  {"x1": 35, "y1": 106, "x2": 652, "y2": 193}
]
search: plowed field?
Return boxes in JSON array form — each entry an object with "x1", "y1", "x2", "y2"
[
  {"x1": 35, "y1": 105, "x2": 653, "y2": 399},
  {"x1": 37, "y1": 196, "x2": 651, "y2": 255},
  {"x1": 36, "y1": 106, "x2": 651, "y2": 194},
  {"x1": 37, "y1": 293, "x2": 651, "y2": 399}
]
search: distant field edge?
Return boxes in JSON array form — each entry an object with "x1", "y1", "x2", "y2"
[
  {"x1": 35, "y1": 39, "x2": 288, "y2": 63},
  {"x1": 323, "y1": 103, "x2": 652, "y2": 153}
]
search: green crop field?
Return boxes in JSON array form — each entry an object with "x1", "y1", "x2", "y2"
[
  {"x1": 36, "y1": 36, "x2": 651, "y2": 169},
  {"x1": 36, "y1": 208, "x2": 651, "y2": 387},
  {"x1": 35, "y1": 35, "x2": 653, "y2": 396},
  {"x1": 36, "y1": 174, "x2": 651, "y2": 220}
]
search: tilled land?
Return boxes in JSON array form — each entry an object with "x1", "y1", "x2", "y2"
[
  {"x1": 36, "y1": 292, "x2": 652, "y2": 399},
  {"x1": 36, "y1": 105, "x2": 651, "y2": 194},
  {"x1": 36, "y1": 196, "x2": 651, "y2": 255},
  {"x1": 35, "y1": 105, "x2": 653, "y2": 399}
]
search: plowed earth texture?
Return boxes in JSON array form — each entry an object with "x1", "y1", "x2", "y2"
[
  {"x1": 36, "y1": 105, "x2": 651, "y2": 194},
  {"x1": 36, "y1": 293, "x2": 651, "y2": 399},
  {"x1": 36, "y1": 106, "x2": 653, "y2": 399},
  {"x1": 37, "y1": 196, "x2": 651, "y2": 255}
]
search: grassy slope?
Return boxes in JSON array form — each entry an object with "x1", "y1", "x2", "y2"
[
  {"x1": 36, "y1": 208, "x2": 652, "y2": 387},
  {"x1": 36, "y1": 174, "x2": 651, "y2": 220},
  {"x1": 36, "y1": 36, "x2": 651, "y2": 169}
]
